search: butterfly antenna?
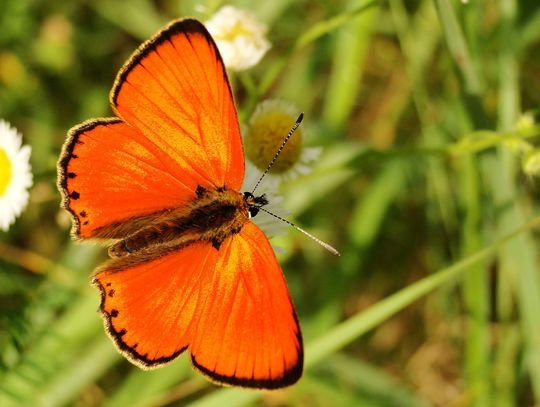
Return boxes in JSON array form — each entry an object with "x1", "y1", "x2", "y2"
[
  {"x1": 251, "y1": 113, "x2": 304, "y2": 195},
  {"x1": 258, "y1": 207, "x2": 340, "y2": 256}
]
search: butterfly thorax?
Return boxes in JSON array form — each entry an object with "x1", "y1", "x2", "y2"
[{"x1": 108, "y1": 186, "x2": 252, "y2": 258}]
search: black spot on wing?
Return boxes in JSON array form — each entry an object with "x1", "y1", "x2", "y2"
[
  {"x1": 196, "y1": 185, "x2": 206, "y2": 197},
  {"x1": 211, "y1": 238, "x2": 222, "y2": 250},
  {"x1": 57, "y1": 117, "x2": 122, "y2": 238},
  {"x1": 93, "y1": 276, "x2": 188, "y2": 368}
]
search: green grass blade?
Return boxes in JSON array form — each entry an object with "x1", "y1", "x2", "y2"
[
  {"x1": 296, "y1": 0, "x2": 379, "y2": 49},
  {"x1": 494, "y1": 0, "x2": 540, "y2": 401},
  {"x1": 311, "y1": 353, "x2": 432, "y2": 407},
  {"x1": 348, "y1": 161, "x2": 407, "y2": 248},
  {"x1": 434, "y1": 0, "x2": 482, "y2": 94},
  {"x1": 259, "y1": 0, "x2": 379, "y2": 96},
  {"x1": 321, "y1": 0, "x2": 379, "y2": 130},
  {"x1": 460, "y1": 154, "x2": 490, "y2": 407},
  {"x1": 37, "y1": 336, "x2": 120, "y2": 407},
  {"x1": 90, "y1": 0, "x2": 165, "y2": 39}
]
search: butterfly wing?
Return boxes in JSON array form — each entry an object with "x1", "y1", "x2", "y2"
[
  {"x1": 190, "y1": 222, "x2": 303, "y2": 388},
  {"x1": 93, "y1": 222, "x2": 303, "y2": 387},
  {"x1": 93, "y1": 241, "x2": 220, "y2": 367},
  {"x1": 111, "y1": 18, "x2": 244, "y2": 191},
  {"x1": 58, "y1": 19, "x2": 244, "y2": 239},
  {"x1": 58, "y1": 119, "x2": 200, "y2": 239}
]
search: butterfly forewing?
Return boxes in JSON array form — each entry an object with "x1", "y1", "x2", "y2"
[
  {"x1": 58, "y1": 119, "x2": 195, "y2": 239},
  {"x1": 111, "y1": 19, "x2": 244, "y2": 191},
  {"x1": 58, "y1": 19, "x2": 245, "y2": 239}
]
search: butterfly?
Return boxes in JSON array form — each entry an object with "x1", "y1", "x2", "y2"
[{"x1": 57, "y1": 18, "x2": 303, "y2": 389}]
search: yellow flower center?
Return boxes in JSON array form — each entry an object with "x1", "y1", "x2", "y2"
[
  {"x1": 0, "y1": 148, "x2": 12, "y2": 196},
  {"x1": 216, "y1": 22, "x2": 252, "y2": 41},
  {"x1": 245, "y1": 110, "x2": 302, "y2": 173}
]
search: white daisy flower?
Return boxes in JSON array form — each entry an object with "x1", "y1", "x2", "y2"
[
  {"x1": 205, "y1": 5, "x2": 271, "y2": 71},
  {"x1": 244, "y1": 99, "x2": 322, "y2": 184},
  {"x1": 0, "y1": 120, "x2": 32, "y2": 231},
  {"x1": 241, "y1": 106, "x2": 340, "y2": 256}
]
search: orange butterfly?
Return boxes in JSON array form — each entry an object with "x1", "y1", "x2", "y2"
[{"x1": 57, "y1": 19, "x2": 303, "y2": 388}]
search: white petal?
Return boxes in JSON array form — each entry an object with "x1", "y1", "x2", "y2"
[
  {"x1": 206, "y1": 6, "x2": 271, "y2": 71},
  {"x1": 0, "y1": 119, "x2": 33, "y2": 232}
]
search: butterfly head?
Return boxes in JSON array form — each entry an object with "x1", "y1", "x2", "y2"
[{"x1": 243, "y1": 191, "x2": 268, "y2": 219}]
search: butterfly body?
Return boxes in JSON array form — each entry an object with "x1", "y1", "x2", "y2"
[
  {"x1": 58, "y1": 18, "x2": 303, "y2": 389},
  {"x1": 108, "y1": 186, "x2": 250, "y2": 258}
]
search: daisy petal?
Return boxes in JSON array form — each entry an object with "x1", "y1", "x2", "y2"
[{"x1": 0, "y1": 120, "x2": 33, "y2": 231}]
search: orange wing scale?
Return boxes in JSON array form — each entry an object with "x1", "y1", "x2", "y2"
[{"x1": 93, "y1": 223, "x2": 303, "y2": 388}]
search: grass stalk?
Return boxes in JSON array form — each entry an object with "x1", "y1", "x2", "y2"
[{"x1": 495, "y1": 0, "x2": 540, "y2": 402}]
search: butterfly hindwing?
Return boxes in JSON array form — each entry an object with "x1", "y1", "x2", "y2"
[
  {"x1": 93, "y1": 222, "x2": 303, "y2": 388},
  {"x1": 93, "y1": 240, "x2": 220, "y2": 368},
  {"x1": 190, "y1": 222, "x2": 303, "y2": 388}
]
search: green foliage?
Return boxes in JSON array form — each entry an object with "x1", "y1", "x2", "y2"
[{"x1": 1, "y1": 0, "x2": 540, "y2": 405}]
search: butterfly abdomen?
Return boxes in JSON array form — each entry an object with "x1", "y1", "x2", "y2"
[{"x1": 108, "y1": 187, "x2": 249, "y2": 257}]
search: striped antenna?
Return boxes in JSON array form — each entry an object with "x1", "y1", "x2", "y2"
[
  {"x1": 258, "y1": 207, "x2": 340, "y2": 256},
  {"x1": 251, "y1": 113, "x2": 304, "y2": 195}
]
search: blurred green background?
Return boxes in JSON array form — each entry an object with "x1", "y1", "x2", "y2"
[{"x1": 2, "y1": 0, "x2": 540, "y2": 405}]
